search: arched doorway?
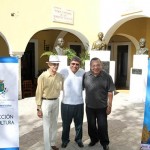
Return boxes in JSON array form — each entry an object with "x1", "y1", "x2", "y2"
[
  {"x1": 106, "y1": 17, "x2": 150, "y2": 90},
  {"x1": 21, "y1": 28, "x2": 89, "y2": 98}
]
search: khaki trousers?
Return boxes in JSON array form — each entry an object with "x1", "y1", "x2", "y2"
[{"x1": 42, "y1": 99, "x2": 59, "y2": 150}]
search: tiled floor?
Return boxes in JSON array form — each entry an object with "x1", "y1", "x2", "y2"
[{"x1": 19, "y1": 91, "x2": 144, "y2": 150}]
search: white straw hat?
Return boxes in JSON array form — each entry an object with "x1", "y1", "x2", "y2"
[{"x1": 46, "y1": 55, "x2": 60, "y2": 63}]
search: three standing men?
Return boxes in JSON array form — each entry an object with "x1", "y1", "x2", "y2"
[
  {"x1": 35, "y1": 54, "x2": 115, "y2": 150},
  {"x1": 83, "y1": 57, "x2": 115, "y2": 150}
]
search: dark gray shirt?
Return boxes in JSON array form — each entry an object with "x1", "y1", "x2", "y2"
[{"x1": 83, "y1": 70, "x2": 115, "y2": 109}]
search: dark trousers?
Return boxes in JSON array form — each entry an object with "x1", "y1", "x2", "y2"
[
  {"x1": 86, "y1": 106, "x2": 109, "y2": 146},
  {"x1": 61, "y1": 103, "x2": 84, "y2": 144}
]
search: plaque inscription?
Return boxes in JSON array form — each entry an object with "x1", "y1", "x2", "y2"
[{"x1": 132, "y1": 68, "x2": 142, "y2": 75}]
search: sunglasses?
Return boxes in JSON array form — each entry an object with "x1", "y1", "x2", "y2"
[{"x1": 71, "y1": 63, "x2": 80, "y2": 66}]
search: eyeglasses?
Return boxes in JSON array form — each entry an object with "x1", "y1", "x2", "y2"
[{"x1": 71, "y1": 63, "x2": 80, "y2": 66}]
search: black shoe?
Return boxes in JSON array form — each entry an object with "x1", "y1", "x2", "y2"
[
  {"x1": 61, "y1": 142, "x2": 68, "y2": 148},
  {"x1": 103, "y1": 145, "x2": 109, "y2": 150},
  {"x1": 88, "y1": 140, "x2": 98, "y2": 147},
  {"x1": 51, "y1": 146, "x2": 59, "y2": 150},
  {"x1": 77, "y1": 141, "x2": 84, "y2": 148}
]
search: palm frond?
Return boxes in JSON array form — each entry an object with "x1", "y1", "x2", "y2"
[{"x1": 40, "y1": 51, "x2": 56, "y2": 58}]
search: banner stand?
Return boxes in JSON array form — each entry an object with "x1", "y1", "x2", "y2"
[
  {"x1": 141, "y1": 59, "x2": 150, "y2": 150},
  {"x1": 0, "y1": 57, "x2": 19, "y2": 150}
]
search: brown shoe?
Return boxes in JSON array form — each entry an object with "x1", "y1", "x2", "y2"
[{"x1": 51, "y1": 146, "x2": 59, "y2": 150}]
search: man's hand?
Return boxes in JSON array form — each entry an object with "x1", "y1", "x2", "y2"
[
  {"x1": 37, "y1": 109, "x2": 43, "y2": 118},
  {"x1": 106, "y1": 106, "x2": 112, "y2": 115}
]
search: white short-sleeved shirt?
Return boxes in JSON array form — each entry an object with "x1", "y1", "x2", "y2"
[{"x1": 60, "y1": 67, "x2": 85, "y2": 105}]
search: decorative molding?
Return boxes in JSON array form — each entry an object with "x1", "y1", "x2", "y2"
[{"x1": 122, "y1": 9, "x2": 142, "y2": 16}]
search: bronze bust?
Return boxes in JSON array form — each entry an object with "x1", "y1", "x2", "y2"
[
  {"x1": 92, "y1": 32, "x2": 107, "y2": 50},
  {"x1": 136, "y1": 38, "x2": 149, "y2": 55},
  {"x1": 55, "y1": 38, "x2": 65, "y2": 55}
]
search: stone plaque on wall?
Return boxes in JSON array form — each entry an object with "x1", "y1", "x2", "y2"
[
  {"x1": 102, "y1": 61, "x2": 110, "y2": 73},
  {"x1": 52, "y1": 7, "x2": 74, "y2": 24},
  {"x1": 132, "y1": 68, "x2": 142, "y2": 75}
]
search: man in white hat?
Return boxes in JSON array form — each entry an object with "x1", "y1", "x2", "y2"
[{"x1": 35, "y1": 55, "x2": 63, "y2": 150}]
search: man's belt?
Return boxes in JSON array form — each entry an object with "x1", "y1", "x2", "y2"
[{"x1": 42, "y1": 97, "x2": 58, "y2": 100}]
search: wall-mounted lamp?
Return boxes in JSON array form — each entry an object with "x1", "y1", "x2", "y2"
[
  {"x1": 11, "y1": 11, "x2": 19, "y2": 17},
  {"x1": 11, "y1": 13, "x2": 15, "y2": 17},
  {"x1": 44, "y1": 40, "x2": 50, "y2": 51}
]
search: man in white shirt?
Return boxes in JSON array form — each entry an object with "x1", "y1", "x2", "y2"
[{"x1": 60, "y1": 56, "x2": 85, "y2": 148}]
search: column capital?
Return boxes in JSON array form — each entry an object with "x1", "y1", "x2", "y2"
[{"x1": 10, "y1": 52, "x2": 24, "y2": 59}]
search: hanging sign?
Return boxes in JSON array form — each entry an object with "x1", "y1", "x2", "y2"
[{"x1": 0, "y1": 57, "x2": 19, "y2": 150}]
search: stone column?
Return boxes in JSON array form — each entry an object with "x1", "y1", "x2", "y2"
[{"x1": 10, "y1": 52, "x2": 24, "y2": 100}]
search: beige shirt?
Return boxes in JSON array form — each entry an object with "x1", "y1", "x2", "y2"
[{"x1": 35, "y1": 70, "x2": 63, "y2": 106}]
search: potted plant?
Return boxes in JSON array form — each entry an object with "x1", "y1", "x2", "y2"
[
  {"x1": 79, "y1": 50, "x2": 90, "y2": 69},
  {"x1": 40, "y1": 48, "x2": 76, "y2": 65}
]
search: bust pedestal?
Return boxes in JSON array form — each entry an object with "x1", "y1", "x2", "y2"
[
  {"x1": 130, "y1": 55, "x2": 148, "y2": 102},
  {"x1": 57, "y1": 55, "x2": 67, "y2": 72},
  {"x1": 89, "y1": 50, "x2": 110, "y2": 61},
  {"x1": 85, "y1": 50, "x2": 115, "y2": 82}
]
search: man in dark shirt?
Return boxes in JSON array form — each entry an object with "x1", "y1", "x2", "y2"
[{"x1": 83, "y1": 57, "x2": 115, "y2": 150}]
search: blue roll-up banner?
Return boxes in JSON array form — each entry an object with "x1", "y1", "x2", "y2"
[
  {"x1": 0, "y1": 57, "x2": 19, "y2": 150},
  {"x1": 141, "y1": 59, "x2": 150, "y2": 150}
]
